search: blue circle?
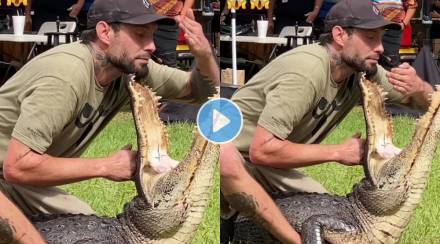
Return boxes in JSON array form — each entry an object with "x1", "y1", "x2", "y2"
[{"x1": 197, "y1": 98, "x2": 243, "y2": 144}]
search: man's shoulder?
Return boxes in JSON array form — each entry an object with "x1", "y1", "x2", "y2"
[
  {"x1": 276, "y1": 44, "x2": 329, "y2": 65},
  {"x1": 30, "y1": 42, "x2": 93, "y2": 74}
]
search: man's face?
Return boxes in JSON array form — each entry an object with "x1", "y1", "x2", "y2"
[
  {"x1": 106, "y1": 23, "x2": 157, "y2": 79},
  {"x1": 341, "y1": 28, "x2": 385, "y2": 76}
]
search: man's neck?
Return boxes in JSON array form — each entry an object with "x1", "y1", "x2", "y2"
[
  {"x1": 325, "y1": 44, "x2": 355, "y2": 84},
  {"x1": 89, "y1": 43, "x2": 122, "y2": 87}
]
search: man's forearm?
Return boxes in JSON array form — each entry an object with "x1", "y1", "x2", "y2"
[
  {"x1": 194, "y1": 51, "x2": 220, "y2": 87},
  {"x1": 220, "y1": 143, "x2": 302, "y2": 244},
  {"x1": 4, "y1": 152, "x2": 108, "y2": 187},
  {"x1": 403, "y1": 8, "x2": 416, "y2": 25},
  {"x1": 251, "y1": 137, "x2": 342, "y2": 168},
  {"x1": 249, "y1": 126, "x2": 362, "y2": 168},
  {"x1": 411, "y1": 80, "x2": 434, "y2": 109},
  {"x1": 3, "y1": 138, "x2": 132, "y2": 187}
]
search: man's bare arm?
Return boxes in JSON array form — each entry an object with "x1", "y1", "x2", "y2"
[
  {"x1": 3, "y1": 138, "x2": 136, "y2": 187},
  {"x1": 220, "y1": 143, "x2": 302, "y2": 244},
  {"x1": 249, "y1": 125, "x2": 365, "y2": 168},
  {"x1": 0, "y1": 192, "x2": 45, "y2": 244}
]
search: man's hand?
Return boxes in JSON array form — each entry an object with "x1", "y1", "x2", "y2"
[
  {"x1": 105, "y1": 145, "x2": 137, "y2": 181},
  {"x1": 386, "y1": 63, "x2": 428, "y2": 97},
  {"x1": 175, "y1": 11, "x2": 213, "y2": 59},
  {"x1": 67, "y1": 2, "x2": 83, "y2": 18},
  {"x1": 337, "y1": 133, "x2": 365, "y2": 166},
  {"x1": 305, "y1": 9, "x2": 319, "y2": 24}
]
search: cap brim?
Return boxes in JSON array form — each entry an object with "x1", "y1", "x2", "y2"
[
  {"x1": 120, "y1": 14, "x2": 175, "y2": 25},
  {"x1": 354, "y1": 19, "x2": 401, "y2": 30}
]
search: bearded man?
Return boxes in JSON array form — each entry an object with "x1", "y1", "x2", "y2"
[
  {"x1": 220, "y1": 0, "x2": 433, "y2": 243},
  {"x1": 0, "y1": 0, "x2": 219, "y2": 216}
]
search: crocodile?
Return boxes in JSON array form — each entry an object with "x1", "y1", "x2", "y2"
[
  {"x1": 1, "y1": 76, "x2": 219, "y2": 243},
  {"x1": 229, "y1": 76, "x2": 440, "y2": 243}
]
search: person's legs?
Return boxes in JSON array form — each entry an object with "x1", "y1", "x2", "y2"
[
  {"x1": 380, "y1": 28, "x2": 403, "y2": 70},
  {"x1": 0, "y1": 179, "x2": 95, "y2": 217},
  {"x1": 153, "y1": 22, "x2": 179, "y2": 67}
]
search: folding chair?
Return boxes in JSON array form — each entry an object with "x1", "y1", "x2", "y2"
[
  {"x1": 27, "y1": 21, "x2": 78, "y2": 60},
  {"x1": 269, "y1": 25, "x2": 313, "y2": 60}
]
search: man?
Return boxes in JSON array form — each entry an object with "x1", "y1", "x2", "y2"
[
  {"x1": 221, "y1": 0, "x2": 433, "y2": 242},
  {"x1": 0, "y1": 0, "x2": 219, "y2": 216},
  {"x1": 0, "y1": 191, "x2": 45, "y2": 244},
  {"x1": 267, "y1": 0, "x2": 323, "y2": 34},
  {"x1": 373, "y1": 0, "x2": 418, "y2": 69}
]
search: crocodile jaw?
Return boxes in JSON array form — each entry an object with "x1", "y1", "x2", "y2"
[
  {"x1": 125, "y1": 76, "x2": 219, "y2": 242},
  {"x1": 360, "y1": 76, "x2": 399, "y2": 186},
  {"x1": 361, "y1": 74, "x2": 440, "y2": 191}
]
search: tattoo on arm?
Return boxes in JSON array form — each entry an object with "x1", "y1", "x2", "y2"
[
  {"x1": 225, "y1": 192, "x2": 273, "y2": 229},
  {"x1": 0, "y1": 218, "x2": 14, "y2": 244}
]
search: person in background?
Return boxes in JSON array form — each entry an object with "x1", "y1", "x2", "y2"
[
  {"x1": 152, "y1": 0, "x2": 196, "y2": 67},
  {"x1": 24, "y1": 0, "x2": 85, "y2": 31},
  {"x1": 267, "y1": 0, "x2": 323, "y2": 34},
  {"x1": 373, "y1": 0, "x2": 418, "y2": 70}
]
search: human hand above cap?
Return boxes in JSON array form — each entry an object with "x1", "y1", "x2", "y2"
[{"x1": 175, "y1": 11, "x2": 213, "y2": 59}]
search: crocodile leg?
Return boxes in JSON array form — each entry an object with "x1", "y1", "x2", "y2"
[{"x1": 301, "y1": 215, "x2": 357, "y2": 244}]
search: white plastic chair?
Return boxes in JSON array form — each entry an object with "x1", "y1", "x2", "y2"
[
  {"x1": 269, "y1": 26, "x2": 314, "y2": 60},
  {"x1": 37, "y1": 21, "x2": 77, "y2": 44},
  {"x1": 27, "y1": 21, "x2": 77, "y2": 60}
]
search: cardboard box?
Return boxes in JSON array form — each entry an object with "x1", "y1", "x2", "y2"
[{"x1": 221, "y1": 68, "x2": 245, "y2": 86}]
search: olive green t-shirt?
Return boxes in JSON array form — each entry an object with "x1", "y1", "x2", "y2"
[
  {"x1": 0, "y1": 42, "x2": 190, "y2": 171},
  {"x1": 232, "y1": 43, "x2": 406, "y2": 154}
]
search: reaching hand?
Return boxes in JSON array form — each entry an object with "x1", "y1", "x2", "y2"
[
  {"x1": 105, "y1": 144, "x2": 137, "y2": 181},
  {"x1": 175, "y1": 11, "x2": 213, "y2": 59},
  {"x1": 337, "y1": 133, "x2": 366, "y2": 166},
  {"x1": 304, "y1": 9, "x2": 319, "y2": 24},
  {"x1": 386, "y1": 62, "x2": 426, "y2": 98},
  {"x1": 68, "y1": 3, "x2": 83, "y2": 18}
]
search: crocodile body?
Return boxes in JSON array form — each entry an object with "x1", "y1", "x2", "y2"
[
  {"x1": 230, "y1": 77, "x2": 440, "y2": 243},
  {"x1": 21, "y1": 76, "x2": 219, "y2": 243}
]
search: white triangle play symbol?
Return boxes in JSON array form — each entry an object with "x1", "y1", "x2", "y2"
[{"x1": 213, "y1": 109, "x2": 230, "y2": 133}]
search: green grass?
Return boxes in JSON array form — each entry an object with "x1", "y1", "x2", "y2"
[
  {"x1": 301, "y1": 107, "x2": 440, "y2": 243},
  {"x1": 61, "y1": 112, "x2": 219, "y2": 243}
]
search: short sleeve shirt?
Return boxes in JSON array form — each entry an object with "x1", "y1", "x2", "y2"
[
  {"x1": 0, "y1": 42, "x2": 190, "y2": 171},
  {"x1": 232, "y1": 43, "x2": 405, "y2": 154}
]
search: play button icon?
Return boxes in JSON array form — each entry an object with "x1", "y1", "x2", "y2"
[{"x1": 197, "y1": 98, "x2": 243, "y2": 144}]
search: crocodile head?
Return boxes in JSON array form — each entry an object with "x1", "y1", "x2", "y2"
[
  {"x1": 361, "y1": 76, "x2": 440, "y2": 190},
  {"x1": 124, "y1": 76, "x2": 219, "y2": 242}
]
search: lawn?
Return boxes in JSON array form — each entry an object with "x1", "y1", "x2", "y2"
[
  {"x1": 301, "y1": 106, "x2": 440, "y2": 244},
  {"x1": 61, "y1": 111, "x2": 219, "y2": 243},
  {"x1": 61, "y1": 105, "x2": 440, "y2": 243}
]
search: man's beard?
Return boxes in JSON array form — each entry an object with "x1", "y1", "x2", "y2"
[
  {"x1": 106, "y1": 52, "x2": 150, "y2": 79},
  {"x1": 342, "y1": 54, "x2": 378, "y2": 78}
]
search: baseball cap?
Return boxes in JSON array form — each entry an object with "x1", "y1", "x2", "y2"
[
  {"x1": 324, "y1": 0, "x2": 400, "y2": 32},
  {"x1": 87, "y1": 0, "x2": 173, "y2": 29}
]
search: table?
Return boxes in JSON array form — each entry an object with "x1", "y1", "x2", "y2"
[
  {"x1": 0, "y1": 33, "x2": 47, "y2": 84},
  {"x1": 220, "y1": 34, "x2": 288, "y2": 45},
  {"x1": 0, "y1": 33, "x2": 47, "y2": 43}
]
